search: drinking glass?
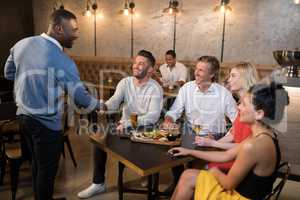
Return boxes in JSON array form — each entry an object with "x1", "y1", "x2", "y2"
[
  {"x1": 192, "y1": 120, "x2": 202, "y2": 135},
  {"x1": 130, "y1": 112, "x2": 138, "y2": 129}
]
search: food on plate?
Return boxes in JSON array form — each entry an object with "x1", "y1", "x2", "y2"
[
  {"x1": 142, "y1": 130, "x2": 167, "y2": 139},
  {"x1": 158, "y1": 137, "x2": 168, "y2": 142},
  {"x1": 138, "y1": 129, "x2": 179, "y2": 141}
]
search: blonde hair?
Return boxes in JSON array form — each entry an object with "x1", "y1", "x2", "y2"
[{"x1": 230, "y1": 62, "x2": 259, "y2": 91}]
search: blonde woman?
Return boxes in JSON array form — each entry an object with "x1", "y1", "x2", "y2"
[{"x1": 195, "y1": 62, "x2": 259, "y2": 170}]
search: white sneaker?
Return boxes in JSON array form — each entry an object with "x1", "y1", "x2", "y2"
[{"x1": 77, "y1": 183, "x2": 106, "y2": 199}]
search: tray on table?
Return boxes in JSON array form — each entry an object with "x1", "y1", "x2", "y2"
[{"x1": 130, "y1": 131, "x2": 181, "y2": 146}]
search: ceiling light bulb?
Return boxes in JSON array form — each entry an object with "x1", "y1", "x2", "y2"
[
  {"x1": 86, "y1": 10, "x2": 92, "y2": 17},
  {"x1": 294, "y1": 0, "x2": 300, "y2": 4},
  {"x1": 168, "y1": 8, "x2": 173, "y2": 14},
  {"x1": 220, "y1": 5, "x2": 226, "y2": 13},
  {"x1": 98, "y1": 12, "x2": 104, "y2": 19},
  {"x1": 123, "y1": 8, "x2": 129, "y2": 16}
]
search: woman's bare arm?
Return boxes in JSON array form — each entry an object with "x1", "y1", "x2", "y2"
[{"x1": 210, "y1": 140, "x2": 257, "y2": 190}]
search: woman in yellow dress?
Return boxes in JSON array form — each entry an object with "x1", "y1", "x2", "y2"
[{"x1": 169, "y1": 82, "x2": 289, "y2": 200}]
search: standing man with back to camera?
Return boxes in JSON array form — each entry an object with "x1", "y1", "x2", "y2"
[{"x1": 4, "y1": 9, "x2": 102, "y2": 200}]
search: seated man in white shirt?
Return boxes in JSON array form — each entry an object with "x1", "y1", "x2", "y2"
[
  {"x1": 156, "y1": 50, "x2": 188, "y2": 88},
  {"x1": 162, "y1": 55, "x2": 237, "y2": 194},
  {"x1": 163, "y1": 55, "x2": 237, "y2": 136},
  {"x1": 78, "y1": 50, "x2": 163, "y2": 199}
]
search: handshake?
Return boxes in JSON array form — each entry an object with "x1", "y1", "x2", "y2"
[{"x1": 96, "y1": 100, "x2": 107, "y2": 115}]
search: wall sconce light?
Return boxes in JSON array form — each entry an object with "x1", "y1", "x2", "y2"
[
  {"x1": 119, "y1": 0, "x2": 135, "y2": 16},
  {"x1": 53, "y1": 0, "x2": 64, "y2": 11},
  {"x1": 119, "y1": 0, "x2": 136, "y2": 58},
  {"x1": 83, "y1": 0, "x2": 100, "y2": 56},
  {"x1": 163, "y1": 0, "x2": 180, "y2": 15},
  {"x1": 163, "y1": 0, "x2": 181, "y2": 51},
  {"x1": 214, "y1": 0, "x2": 232, "y2": 63},
  {"x1": 294, "y1": 0, "x2": 300, "y2": 4},
  {"x1": 83, "y1": 0, "x2": 98, "y2": 17},
  {"x1": 214, "y1": 0, "x2": 232, "y2": 13}
]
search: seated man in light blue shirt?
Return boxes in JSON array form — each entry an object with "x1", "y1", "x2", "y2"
[
  {"x1": 105, "y1": 52, "x2": 163, "y2": 131},
  {"x1": 162, "y1": 55, "x2": 237, "y2": 194},
  {"x1": 78, "y1": 50, "x2": 163, "y2": 199}
]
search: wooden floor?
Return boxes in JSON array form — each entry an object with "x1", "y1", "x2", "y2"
[{"x1": 1, "y1": 131, "x2": 300, "y2": 200}]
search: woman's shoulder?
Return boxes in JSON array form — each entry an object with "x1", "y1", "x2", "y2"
[
  {"x1": 255, "y1": 132, "x2": 276, "y2": 142},
  {"x1": 243, "y1": 132, "x2": 275, "y2": 153}
]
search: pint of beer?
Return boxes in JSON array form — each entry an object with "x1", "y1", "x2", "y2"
[{"x1": 130, "y1": 112, "x2": 138, "y2": 129}]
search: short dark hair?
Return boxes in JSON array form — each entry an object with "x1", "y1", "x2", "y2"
[
  {"x1": 137, "y1": 50, "x2": 156, "y2": 67},
  {"x1": 250, "y1": 82, "x2": 289, "y2": 125},
  {"x1": 197, "y1": 55, "x2": 220, "y2": 82},
  {"x1": 50, "y1": 9, "x2": 77, "y2": 25},
  {"x1": 166, "y1": 50, "x2": 176, "y2": 58}
]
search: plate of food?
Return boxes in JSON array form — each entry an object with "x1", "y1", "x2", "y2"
[{"x1": 130, "y1": 129, "x2": 181, "y2": 146}]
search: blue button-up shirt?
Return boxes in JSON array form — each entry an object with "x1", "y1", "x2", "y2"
[{"x1": 4, "y1": 34, "x2": 99, "y2": 131}]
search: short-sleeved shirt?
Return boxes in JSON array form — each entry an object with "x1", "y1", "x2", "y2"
[{"x1": 159, "y1": 62, "x2": 188, "y2": 86}]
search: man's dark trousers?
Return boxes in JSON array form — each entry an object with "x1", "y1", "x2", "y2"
[{"x1": 20, "y1": 115, "x2": 64, "y2": 200}]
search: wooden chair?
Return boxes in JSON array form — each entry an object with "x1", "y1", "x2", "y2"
[
  {"x1": 61, "y1": 82, "x2": 101, "y2": 167},
  {"x1": 264, "y1": 162, "x2": 291, "y2": 200},
  {"x1": 62, "y1": 131, "x2": 77, "y2": 167},
  {"x1": 0, "y1": 102, "x2": 26, "y2": 200},
  {"x1": 61, "y1": 102, "x2": 77, "y2": 167},
  {"x1": 0, "y1": 102, "x2": 18, "y2": 185},
  {"x1": 4, "y1": 140, "x2": 24, "y2": 200}
]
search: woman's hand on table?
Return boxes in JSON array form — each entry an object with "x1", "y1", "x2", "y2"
[{"x1": 168, "y1": 147, "x2": 191, "y2": 157}]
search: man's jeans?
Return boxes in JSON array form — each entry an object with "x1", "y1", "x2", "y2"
[{"x1": 19, "y1": 115, "x2": 63, "y2": 200}]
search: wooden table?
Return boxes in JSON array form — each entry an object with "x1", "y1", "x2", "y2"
[
  {"x1": 87, "y1": 84, "x2": 300, "y2": 184},
  {"x1": 89, "y1": 133, "x2": 192, "y2": 200}
]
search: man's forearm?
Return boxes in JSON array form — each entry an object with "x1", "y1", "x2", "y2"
[
  {"x1": 72, "y1": 85, "x2": 100, "y2": 111},
  {"x1": 138, "y1": 111, "x2": 161, "y2": 126},
  {"x1": 164, "y1": 115, "x2": 174, "y2": 123}
]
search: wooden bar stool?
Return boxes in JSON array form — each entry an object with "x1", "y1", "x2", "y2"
[{"x1": 5, "y1": 142, "x2": 23, "y2": 200}]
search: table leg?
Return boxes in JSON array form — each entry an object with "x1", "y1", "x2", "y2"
[
  {"x1": 153, "y1": 173, "x2": 159, "y2": 199},
  {"x1": 118, "y1": 162, "x2": 125, "y2": 200},
  {"x1": 147, "y1": 175, "x2": 153, "y2": 200},
  {"x1": 0, "y1": 141, "x2": 6, "y2": 185}
]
